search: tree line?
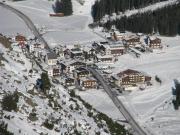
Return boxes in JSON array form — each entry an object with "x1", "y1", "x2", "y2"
[
  {"x1": 52, "y1": 0, "x2": 73, "y2": 16},
  {"x1": 92, "y1": 0, "x2": 167, "y2": 22},
  {"x1": 103, "y1": 2, "x2": 180, "y2": 36},
  {"x1": 172, "y1": 80, "x2": 180, "y2": 110}
]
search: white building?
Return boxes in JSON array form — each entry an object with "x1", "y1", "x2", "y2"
[
  {"x1": 30, "y1": 43, "x2": 44, "y2": 53},
  {"x1": 47, "y1": 52, "x2": 58, "y2": 66},
  {"x1": 45, "y1": 66, "x2": 60, "y2": 77},
  {"x1": 105, "y1": 44, "x2": 125, "y2": 56},
  {"x1": 96, "y1": 54, "x2": 115, "y2": 63},
  {"x1": 60, "y1": 60, "x2": 86, "y2": 73}
]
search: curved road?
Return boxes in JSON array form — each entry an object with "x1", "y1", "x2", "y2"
[
  {"x1": 87, "y1": 67, "x2": 149, "y2": 135},
  {"x1": 0, "y1": 2, "x2": 51, "y2": 51}
]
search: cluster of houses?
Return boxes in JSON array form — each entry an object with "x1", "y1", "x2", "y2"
[
  {"x1": 13, "y1": 33, "x2": 155, "y2": 91},
  {"x1": 108, "y1": 30, "x2": 163, "y2": 49},
  {"x1": 47, "y1": 55, "x2": 98, "y2": 89}
]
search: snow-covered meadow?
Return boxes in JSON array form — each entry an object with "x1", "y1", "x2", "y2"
[
  {"x1": 0, "y1": 6, "x2": 31, "y2": 36},
  {"x1": 5, "y1": 0, "x2": 102, "y2": 46}
]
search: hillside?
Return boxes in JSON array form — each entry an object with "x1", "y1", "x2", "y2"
[
  {"x1": 92, "y1": 0, "x2": 169, "y2": 21},
  {"x1": 92, "y1": 0, "x2": 180, "y2": 36},
  {"x1": 0, "y1": 41, "x2": 130, "y2": 134}
]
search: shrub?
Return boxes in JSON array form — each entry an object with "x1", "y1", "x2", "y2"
[
  {"x1": 155, "y1": 75, "x2": 162, "y2": 84},
  {"x1": 0, "y1": 121, "x2": 13, "y2": 135},
  {"x1": 95, "y1": 112, "x2": 131, "y2": 135},
  {"x1": 2, "y1": 92, "x2": 19, "y2": 112},
  {"x1": 41, "y1": 72, "x2": 51, "y2": 94},
  {"x1": 69, "y1": 90, "x2": 76, "y2": 97},
  {"x1": 28, "y1": 112, "x2": 38, "y2": 121},
  {"x1": 43, "y1": 119, "x2": 54, "y2": 130},
  {"x1": 172, "y1": 79, "x2": 180, "y2": 110},
  {"x1": 74, "y1": 129, "x2": 81, "y2": 135},
  {"x1": 0, "y1": 35, "x2": 12, "y2": 49},
  {"x1": 52, "y1": 0, "x2": 73, "y2": 16}
]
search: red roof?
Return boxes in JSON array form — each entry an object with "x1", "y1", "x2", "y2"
[
  {"x1": 15, "y1": 35, "x2": 26, "y2": 42},
  {"x1": 117, "y1": 69, "x2": 140, "y2": 77}
]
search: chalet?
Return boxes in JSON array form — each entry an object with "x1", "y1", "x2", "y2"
[
  {"x1": 80, "y1": 77, "x2": 97, "y2": 89},
  {"x1": 53, "y1": 46, "x2": 64, "y2": 57},
  {"x1": 53, "y1": 68, "x2": 61, "y2": 76},
  {"x1": 95, "y1": 63, "x2": 112, "y2": 71},
  {"x1": 64, "y1": 77, "x2": 75, "y2": 86},
  {"x1": 92, "y1": 42, "x2": 106, "y2": 54},
  {"x1": 70, "y1": 48, "x2": 83, "y2": 58},
  {"x1": 105, "y1": 45, "x2": 125, "y2": 56},
  {"x1": 73, "y1": 67, "x2": 90, "y2": 79},
  {"x1": 96, "y1": 54, "x2": 115, "y2": 63},
  {"x1": 115, "y1": 69, "x2": 151, "y2": 88},
  {"x1": 30, "y1": 43, "x2": 44, "y2": 53},
  {"x1": 83, "y1": 46, "x2": 96, "y2": 59},
  {"x1": 14, "y1": 35, "x2": 27, "y2": 48},
  {"x1": 60, "y1": 60, "x2": 86, "y2": 73},
  {"x1": 46, "y1": 66, "x2": 60, "y2": 77},
  {"x1": 149, "y1": 37, "x2": 162, "y2": 49},
  {"x1": 123, "y1": 36, "x2": 140, "y2": 47},
  {"x1": 110, "y1": 30, "x2": 124, "y2": 41},
  {"x1": 47, "y1": 52, "x2": 58, "y2": 66},
  {"x1": 15, "y1": 35, "x2": 27, "y2": 43},
  {"x1": 63, "y1": 49, "x2": 71, "y2": 58}
]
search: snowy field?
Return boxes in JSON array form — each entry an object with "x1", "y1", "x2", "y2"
[
  {"x1": 77, "y1": 89, "x2": 125, "y2": 120},
  {"x1": 0, "y1": 6, "x2": 31, "y2": 36},
  {"x1": 6, "y1": 0, "x2": 102, "y2": 46},
  {"x1": 117, "y1": 36, "x2": 180, "y2": 135}
]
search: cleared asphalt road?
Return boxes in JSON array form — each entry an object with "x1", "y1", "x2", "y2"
[
  {"x1": 87, "y1": 67, "x2": 149, "y2": 135},
  {"x1": 0, "y1": 2, "x2": 51, "y2": 51}
]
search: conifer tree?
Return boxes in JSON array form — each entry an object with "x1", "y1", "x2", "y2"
[{"x1": 53, "y1": 0, "x2": 73, "y2": 16}]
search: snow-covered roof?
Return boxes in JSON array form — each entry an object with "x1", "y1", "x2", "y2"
[
  {"x1": 80, "y1": 76, "x2": 96, "y2": 82},
  {"x1": 105, "y1": 44, "x2": 124, "y2": 50},
  {"x1": 97, "y1": 54, "x2": 113, "y2": 59}
]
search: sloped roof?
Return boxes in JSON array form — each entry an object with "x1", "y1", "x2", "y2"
[
  {"x1": 117, "y1": 69, "x2": 140, "y2": 77},
  {"x1": 47, "y1": 52, "x2": 57, "y2": 60}
]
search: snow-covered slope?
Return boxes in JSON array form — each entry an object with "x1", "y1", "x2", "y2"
[
  {"x1": 0, "y1": 6, "x2": 31, "y2": 36},
  {"x1": 0, "y1": 42, "x2": 123, "y2": 135},
  {"x1": 5, "y1": 0, "x2": 101, "y2": 46}
]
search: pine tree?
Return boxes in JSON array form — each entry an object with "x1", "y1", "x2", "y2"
[
  {"x1": 62, "y1": 0, "x2": 73, "y2": 16},
  {"x1": 0, "y1": 121, "x2": 13, "y2": 135},
  {"x1": 53, "y1": 0, "x2": 63, "y2": 13},
  {"x1": 2, "y1": 91, "x2": 19, "y2": 112},
  {"x1": 41, "y1": 72, "x2": 51, "y2": 94},
  {"x1": 92, "y1": 0, "x2": 169, "y2": 21},
  {"x1": 53, "y1": 0, "x2": 73, "y2": 16},
  {"x1": 101, "y1": 1, "x2": 180, "y2": 36}
]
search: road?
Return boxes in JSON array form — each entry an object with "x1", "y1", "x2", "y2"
[
  {"x1": 0, "y1": 2, "x2": 51, "y2": 51},
  {"x1": 86, "y1": 67, "x2": 148, "y2": 135}
]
